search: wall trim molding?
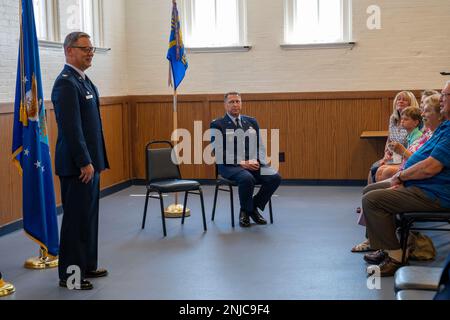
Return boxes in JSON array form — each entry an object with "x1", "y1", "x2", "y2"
[{"x1": 1, "y1": 89, "x2": 435, "y2": 115}]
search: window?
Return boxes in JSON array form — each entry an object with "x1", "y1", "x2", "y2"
[
  {"x1": 284, "y1": 0, "x2": 352, "y2": 45},
  {"x1": 58, "y1": 0, "x2": 94, "y2": 42},
  {"x1": 32, "y1": 0, "x2": 49, "y2": 40},
  {"x1": 180, "y1": 0, "x2": 247, "y2": 48},
  {"x1": 32, "y1": 0, "x2": 104, "y2": 47}
]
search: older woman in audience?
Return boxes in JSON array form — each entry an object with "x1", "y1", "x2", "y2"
[
  {"x1": 375, "y1": 106, "x2": 423, "y2": 181},
  {"x1": 367, "y1": 91, "x2": 419, "y2": 184},
  {"x1": 352, "y1": 94, "x2": 444, "y2": 253},
  {"x1": 420, "y1": 89, "x2": 439, "y2": 111}
]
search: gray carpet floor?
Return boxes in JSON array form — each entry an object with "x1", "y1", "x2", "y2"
[{"x1": 1, "y1": 185, "x2": 449, "y2": 300}]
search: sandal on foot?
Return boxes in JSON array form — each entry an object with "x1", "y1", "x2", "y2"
[{"x1": 351, "y1": 239, "x2": 373, "y2": 252}]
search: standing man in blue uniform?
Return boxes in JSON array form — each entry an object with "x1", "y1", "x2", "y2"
[
  {"x1": 210, "y1": 92, "x2": 282, "y2": 228},
  {"x1": 52, "y1": 32, "x2": 109, "y2": 290}
]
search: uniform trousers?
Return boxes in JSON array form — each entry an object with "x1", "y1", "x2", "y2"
[
  {"x1": 58, "y1": 172, "x2": 100, "y2": 280},
  {"x1": 228, "y1": 168, "x2": 281, "y2": 214}
]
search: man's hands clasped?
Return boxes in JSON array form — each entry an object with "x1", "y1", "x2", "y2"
[
  {"x1": 240, "y1": 159, "x2": 260, "y2": 171},
  {"x1": 79, "y1": 164, "x2": 95, "y2": 184}
]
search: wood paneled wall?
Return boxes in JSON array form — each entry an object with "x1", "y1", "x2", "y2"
[
  {"x1": 0, "y1": 90, "x2": 421, "y2": 227},
  {"x1": 129, "y1": 91, "x2": 416, "y2": 181},
  {"x1": 0, "y1": 97, "x2": 131, "y2": 227}
]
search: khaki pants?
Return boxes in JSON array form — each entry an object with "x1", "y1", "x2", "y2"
[
  {"x1": 363, "y1": 180, "x2": 391, "y2": 195},
  {"x1": 362, "y1": 186, "x2": 443, "y2": 250}
]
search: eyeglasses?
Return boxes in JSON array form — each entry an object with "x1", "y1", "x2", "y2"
[
  {"x1": 441, "y1": 92, "x2": 450, "y2": 99},
  {"x1": 71, "y1": 46, "x2": 97, "y2": 53}
]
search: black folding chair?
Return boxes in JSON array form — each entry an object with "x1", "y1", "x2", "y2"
[
  {"x1": 211, "y1": 164, "x2": 273, "y2": 228},
  {"x1": 141, "y1": 141, "x2": 207, "y2": 236}
]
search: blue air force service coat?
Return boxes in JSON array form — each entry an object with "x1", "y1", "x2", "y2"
[{"x1": 51, "y1": 65, "x2": 109, "y2": 176}]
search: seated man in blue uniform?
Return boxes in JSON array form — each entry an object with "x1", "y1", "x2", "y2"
[{"x1": 210, "y1": 92, "x2": 282, "y2": 228}]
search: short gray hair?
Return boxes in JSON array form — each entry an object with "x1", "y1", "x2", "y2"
[
  {"x1": 63, "y1": 31, "x2": 91, "y2": 51},
  {"x1": 224, "y1": 91, "x2": 241, "y2": 102}
]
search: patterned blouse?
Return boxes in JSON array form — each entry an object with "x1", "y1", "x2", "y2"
[
  {"x1": 399, "y1": 128, "x2": 434, "y2": 170},
  {"x1": 388, "y1": 115, "x2": 408, "y2": 146}
]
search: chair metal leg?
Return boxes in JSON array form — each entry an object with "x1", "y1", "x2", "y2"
[
  {"x1": 158, "y1": 192, "x2": 167, "y2": 237},
  {"x1": 142, "y1": 189, "x2": 150, "y2": 229},
  {"x1": 400, "y1": 219, "x2": 411, "y2": 264},
  {"x1": 269, "y1": 198, "x2": 274, "y2": 224},
  {"x1": 211, "y1": 184, "x2": 219, "y2": 221},
  {"x1": 229, "y1": 185, "x2": 235, "y2": 228},
  {"x1": 182, "y1": 191, "x2": 188, "y2": 225},
  {"x1": 199, "y1": 188, "x2": 207, "y2": 231}
]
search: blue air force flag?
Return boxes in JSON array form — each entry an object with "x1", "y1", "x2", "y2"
[
  {"x1": 167, "y1": 0, "x2": 188, "y2": 90},
  {"x1": 11, "y1": 0, "x2": 59, "y2": 257}
]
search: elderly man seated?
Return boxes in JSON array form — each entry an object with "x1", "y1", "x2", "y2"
[{"x1": 362, "y1": 81, "x2": 450, "y2": 276}]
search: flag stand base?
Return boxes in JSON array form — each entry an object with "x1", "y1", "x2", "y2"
[
  {"x1": 24, "y1": 247, "x2": 58, "y2": 269},
  {"x1": 0, "y1": 279, "x2": 15, "y2": 297},
  {"x1": 164, "y1": 204, "x2": 191, "y2": 218}
]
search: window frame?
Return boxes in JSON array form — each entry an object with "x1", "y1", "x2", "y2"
[
  {"x1": 180, "y1": 0, "x2": 250, "y2": 53},
  {"x1": 33, "y1": 0, "x2": 107, "y2": 50},
  {"x1": 283, "y1": 0, "x2": 353, "y2": 48}
]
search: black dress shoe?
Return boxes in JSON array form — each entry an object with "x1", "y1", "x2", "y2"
[
  {"x1": 364, "y1": 250, "x2": 387, "y2": 265},
  {"x1": 239, "y1": 210, "x2": 251, "y2": 228},
  {"x1": 249, "y1": 209, "x2": 267, "y2": 225},
  {"x1": 59, "y1": 279, "x2": 93, "y2": 290},
  {"x1": 85, "y1": 268, "x2": 108, "y2": 278}
]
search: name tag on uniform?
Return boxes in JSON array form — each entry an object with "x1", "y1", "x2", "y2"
[{"x1": 86, "y1": 95, "x2": 94, "y2": 100}]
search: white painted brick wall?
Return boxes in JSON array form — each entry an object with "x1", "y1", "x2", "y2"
[
  {"x1": 1, "y1": 0, "x2": 450, "y2": 103},
  {"x1": 0, "y1": 0, "x2": 128, "y2": 103},
  {"x1": 126, "y1": 0, "x2": 450, "y2": 95}
]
